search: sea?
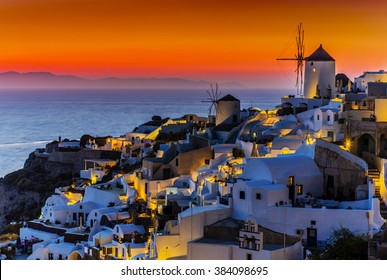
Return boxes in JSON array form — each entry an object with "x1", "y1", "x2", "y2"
[{"x1": 0, "y1": 88, "x2": 288, "y2": 178}]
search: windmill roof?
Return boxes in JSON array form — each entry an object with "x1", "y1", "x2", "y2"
[
  {"x1": 218, "y1": 94, "x2": 239, "y2": 102},
  {"x1": 306, "y1": 44, "x2": 335, "y2": 61}
]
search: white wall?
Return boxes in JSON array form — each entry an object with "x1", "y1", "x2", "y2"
[
  {"x1": 258, "y1": 206, "x2": 381, "y2": 240},
  {"x1": 187, "y1": 241, "x2": 302, "y2": 260},
  {"x1": 188, "y1": 243, "x2": 232, "y2": 260},
  {"x1": 135, "y1": 177, "x2": 177, "y2": 201},
  {"x1": 355, "y1": 71, "x2": 387, "y2": 93},
  {"x1": 313, "y1": 109, "x2": 323, "y2": 131},
  {"x1": 232, "y1": 184, "x2": 289, "y2": 221},
  {"x1": 83, "y1": 187, "x2": 121, "y2": 207},
  {"x1": 154, "y1": 206, "x2": 231, "y2": 259},
  {"x1": 216, "y1": 100, "x2": 240, "y2": 125},
  {"x1": 304, "y1": 61, "x2": 336, "y2": 99}
]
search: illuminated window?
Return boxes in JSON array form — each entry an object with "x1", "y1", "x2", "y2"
[
  {"x1": 288, "y1": 176, "x2": 294, "y2": 186},
  {"x1": 297, "y1": 184, "x2": 303, "y2": 195},
  {"x1": 312, "y1": 68, "x2": 316, "y2": 72}
]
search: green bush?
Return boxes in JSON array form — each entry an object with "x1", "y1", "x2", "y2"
[{"x1": 232, "y1": 148, "x2": 245, "y2": 158}]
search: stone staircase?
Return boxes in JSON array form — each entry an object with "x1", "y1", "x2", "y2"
[
  {"x1": 368, "y1": 168, "x2": 387, "y2": 259},
  {"x1": 368, "y1": 168, "x2": 381, "y2": 199}
]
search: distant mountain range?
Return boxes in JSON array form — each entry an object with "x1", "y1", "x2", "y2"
[{"x1": 0, "y1": 71, "x2": 245, "y2": 89}]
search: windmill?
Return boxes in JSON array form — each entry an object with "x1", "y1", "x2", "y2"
[
  {"x1": 202, "y1": 83, "x2": 222, "y2": 124},
  {"x1": 277, "y1": 23, "x2": 305, "y2": 97}
]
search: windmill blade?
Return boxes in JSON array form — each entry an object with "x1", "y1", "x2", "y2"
[
  {"x1": 208, "y1": 103, "x2": 214, "y2": 115},
  {"x1": 207, "y1": 90, "x2": 213, "y2": 100},
  {"x1": 210, "y1": 84, "x2": 215, "y2": 100}
]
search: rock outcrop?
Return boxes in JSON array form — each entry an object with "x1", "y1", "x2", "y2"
[{"x1": 0, "y1": 153, "x2": 72, "y2": 232}]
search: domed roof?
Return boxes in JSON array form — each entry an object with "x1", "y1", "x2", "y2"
[{"x1": 306, "y1": 44, "x2": 335, "y2": 61}]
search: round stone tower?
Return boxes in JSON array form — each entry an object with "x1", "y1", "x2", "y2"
[{"x1": 304, "y1": 44, "x2": 336, "y2": 99}]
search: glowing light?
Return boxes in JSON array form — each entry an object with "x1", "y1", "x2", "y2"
[{"x1": 345, "y1": 139, "x2": 351, "y2": 149}]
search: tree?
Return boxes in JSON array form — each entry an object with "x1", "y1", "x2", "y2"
[
  {"x1": 319, "y1": 227, "x2": 368, "y2": 260},
  {"x1": 232, "y1": 148, "x2": 245, "y2": 158},
  {"x1": 151, "y1": 115, "x2": 162, "y2": 121}
]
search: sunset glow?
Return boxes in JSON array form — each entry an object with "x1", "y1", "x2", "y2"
[{"x1": 1, "y1": 0, "x2": 386, "y2": 88}]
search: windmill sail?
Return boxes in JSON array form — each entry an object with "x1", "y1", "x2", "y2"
[
  {"x1": 277, "y1": 23, "x2": 305, "y2": 97},
  {"x1": 202, "y1": 83, "x2": 223, "y2": 123}
]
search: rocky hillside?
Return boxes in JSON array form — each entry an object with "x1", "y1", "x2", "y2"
[{"x1": 0, "y1": 152, "x2": 73, "y2": 232}]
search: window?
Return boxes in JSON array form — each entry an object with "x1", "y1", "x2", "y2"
[
  {"x1": 204, "y1": 159, "x2": 210, "y2": 165},
  {"x1": 175, "y1": 158, "x2": 179, "y2": 166},
  {"x1": 334, "y1": 114, "x2": 338, "y2": 121},
  {"x1": 240, "y1": 191, "x2": 245, "y2": 199},
  {"x1": 73, "y1": 213, "x2": 77, "y2": 221},
  {"x1": 58, "y1": 254, "x2": 62, "y2": 260},
  {"x1": 327, "y1": 115, "x2": 330, "y2": 122},
  {"x1": 246, "y1": 253, "x2": 252, "y2": 260},
  {"x1": 95, "y1": 212, "x2": 97, "y2": 217},
  {"x1": 297, "y1": 184, "x2": 303, "y2": 195},
  {"x1": 288, "y1": 176, "x2": 294, "y2": 186},
  {"x1": 256, "y1": 193, "x2": 261, "y2": 200},
  {"x1": 317, "y1": 115, "x2": 320, "y2": 120},
  {"x1": 48, "y1": 253, "x2": 53, "y2": 260}
]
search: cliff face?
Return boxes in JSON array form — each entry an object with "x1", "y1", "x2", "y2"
[
  {"x1": 0, "y1": 152, "x2": 72, "y2": 232},
  {"x1": 0, "y1": 148, "x2": 121, "y2": 232},
  {"x1": 24, "y1": 152, "x2": 74, "y2": 178}
]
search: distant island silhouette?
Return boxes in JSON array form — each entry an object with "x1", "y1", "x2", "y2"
[{"x1": 0, "y1": 71, "x2": 246, "y2": 89}]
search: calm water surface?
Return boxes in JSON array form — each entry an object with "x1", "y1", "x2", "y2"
[{"x1": 0, "y1": 88, "x2": 288, "y2": 177}]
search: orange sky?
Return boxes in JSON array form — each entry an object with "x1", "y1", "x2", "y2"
[{"x1": 0, "y1": 0, "x2": 386, "y2": 88}]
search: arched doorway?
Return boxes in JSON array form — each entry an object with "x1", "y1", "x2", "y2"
[
  {"x1": 68, "y1": 251, "x2": 83, "y2": 260},
  {"x1": 357, "y1": 133, "x2": 376, "y2": 156}
]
